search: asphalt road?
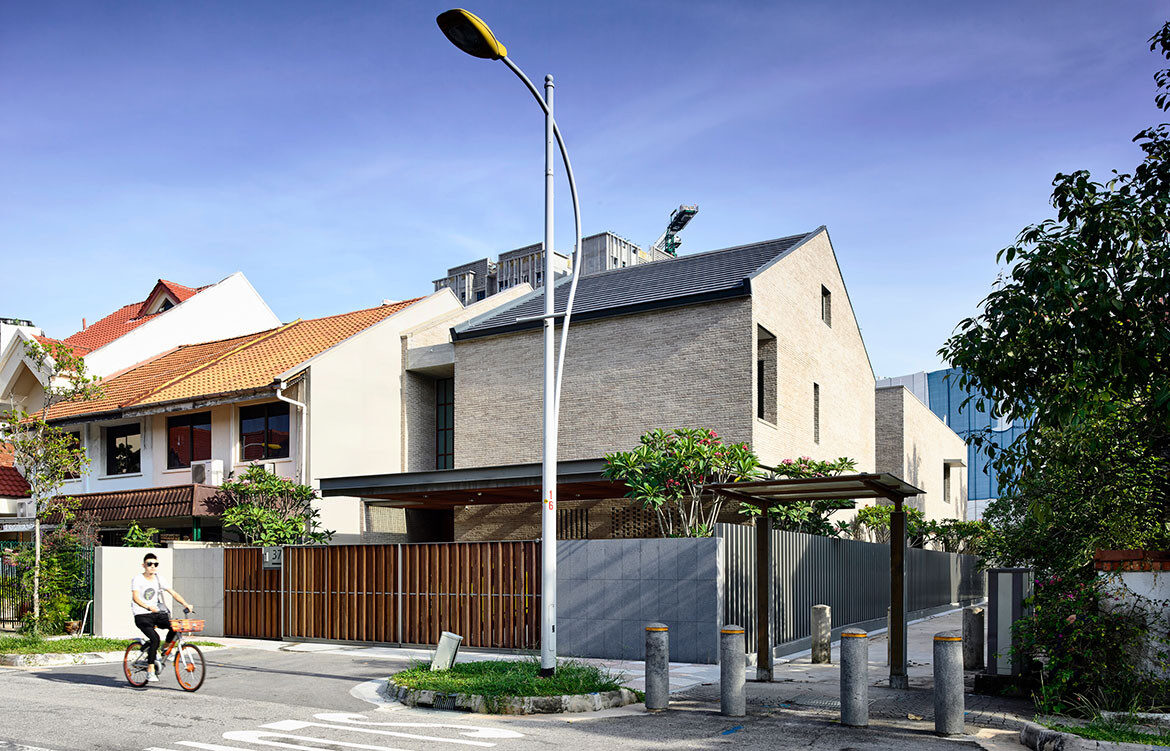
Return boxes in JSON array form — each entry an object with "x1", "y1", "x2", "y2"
[{"x1": 0, "y1": 647, "x2": 998, "y2": 751}]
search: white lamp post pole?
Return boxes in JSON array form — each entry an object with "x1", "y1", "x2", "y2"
[{"x1": 539, "y1": 73, "x2": 558, "y2": 676}]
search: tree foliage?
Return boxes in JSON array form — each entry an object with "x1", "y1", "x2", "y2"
[
  {"x1": 218, "y1": 465, "x2": 333, "y2": 546},
  {"x1": 737, "y1": 456, "x2": 858, "y2": 536},
  {"x1": 941, "y1": 23, "x2": 1170, "y2": 559},
  {"x1": 603, "y1": 428, "x2": 761, "y2": 537},
  {"x1": 122, "y1": 520, "x2": 160, "y2": 548},
  {"x1": 0, "y1": 340, "x2": 103, "y2": 632}
]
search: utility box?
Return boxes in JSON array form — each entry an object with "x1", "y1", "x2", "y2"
[
  {"x1": 431, "y1": 631, "x2": 463, "y2": 671},
  {"x1": 986, "y1": 568, "x2": 1033, "y2": 676}
]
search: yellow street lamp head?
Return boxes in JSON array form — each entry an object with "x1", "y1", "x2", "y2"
[{"x1": 436, "y1": 9, "x2": 507, "y2": 60}]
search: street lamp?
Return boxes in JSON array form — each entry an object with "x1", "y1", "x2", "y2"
[{"x1": 437, "y1": 8, "x2": 583, "y2": 676}]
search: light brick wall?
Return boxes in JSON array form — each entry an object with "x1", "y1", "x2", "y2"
[
  {"x1": 875, "y1": 385, "x2": 968, "y2": 521},
  {"x1": 453, "y1": 299, "x2": 755, "y2": 467},
  {"x1": 750, "y1": 230, "x2": 877, "y2": 472}
]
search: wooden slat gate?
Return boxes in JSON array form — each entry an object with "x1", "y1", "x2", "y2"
[
  {"x1": 224, "y1": 548, "x2": 282, "y2": 639},
  {"x1": 224, "y1": 542, "x2": 540, "y2": 649}
]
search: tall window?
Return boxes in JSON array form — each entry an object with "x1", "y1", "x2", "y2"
[
  {"x1": 167, "y1": 412, "x2": 212, "y2": 469},
  {"x1": 813, "y1": 383, "x2": 821, "y2": 444},
  {"x1": 756, "y1": 326, "x2": 777, "y2": 423},
  {"x1": 943, "y1": 466, "x2": 952, "y2": 505},
  {"x1": 106, "y1": 423, "x2": 141, "y2": 475},
  {"x1": 821, "y1": 285, "x2": 832, "y2": 327},
  {"x1": 65, "y1": 431, "x2": 82, "y2": 479},
  {"x1": 239, "y1": 403, "x2": 290, "y2": 461},
  {"x1": 436, "y1": 378, "x2": 454, "y2": 469}
]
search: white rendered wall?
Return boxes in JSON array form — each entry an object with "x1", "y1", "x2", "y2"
[
  {"x1": 94, "y1": 546, "x2": 173, "y2": 638},
  {"x1": 1100, "y1": 570, "x2": 1170, "y2": 677},
  {"x1": 83, "y1": 273, "x2": 280, "y2": 378}
]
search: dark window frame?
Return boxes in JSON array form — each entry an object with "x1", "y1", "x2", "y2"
[
  {"x1": 105, "y1": 423, "x2": 142, "y2": 476},
  {"x1": 821, "y1": 285, "x2": 832, "y2": 327},
  {"x1": 238, "y1": 403, "x2": 290, "y2": 461},
  {"x1": 64, "y1": 430, "x2": 82, "y2": 479},
  {"x1": 167, "y1": 411, "x2": 212, "y2": 469},
  {"x1": 436, "y1": 377, "x2": 454, "y2": 470},
  {"x1": 813, "y1": 383, "x2": 821, "y2": 444}
]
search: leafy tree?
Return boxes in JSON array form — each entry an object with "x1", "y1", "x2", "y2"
[
  {"x1": 218, "y1": 465, "x2": 333, "y2": 546},
  {"x1": 603, "y1": 428, "x2": 761, "y2": 537},
  {"x1": 122, "y1": 520, "x2": 160, "y2": 548},
  {"x1": 0, "y1": 340, "x2": 102, "y2": 632},
  {"x1": 842, "y1": 503, "x2": 926, "y2": 546},
  {"x1": 736, "y1": 456, "x2": 858, "y2": 536},
  {"x1": 981, "y1": 410, "x2": 1167, "y2": 576},
  {"x1": 941, "y1": 23, "x2": 1170, "y2": 561},
  {"x1": 922, "y1": 518, "x2": 991, "y2": 554}
]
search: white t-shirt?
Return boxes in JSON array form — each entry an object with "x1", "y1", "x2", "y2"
[{"x1": 130, "y1": 573, "x2": 170, "y2": 616}]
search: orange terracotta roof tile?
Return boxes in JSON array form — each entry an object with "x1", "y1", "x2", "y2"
[
  {"x1": 45, "y1": 299, "x2": 423, "y2": 422},
  {"x1": 60, "y1": 279, "x2": 208, "y2": 354}
]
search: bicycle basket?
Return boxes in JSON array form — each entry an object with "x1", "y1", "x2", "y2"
[{"x1": 170, "y1": 619, "x2": 204, "y2": 633}]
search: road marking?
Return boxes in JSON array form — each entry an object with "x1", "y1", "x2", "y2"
[
  {"x1": 261, "y1": 721, "x2": 495, "y2": 747},
  {"x1": 224, "y1": 730, "x2": 414, "y2": 749},
  {"x1": 312, "y1": 714, "x2": 523, "y2": 740}
]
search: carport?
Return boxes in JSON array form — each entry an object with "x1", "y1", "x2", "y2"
[{"x1": 705, "y1": 472, "x2": 922, "y2": 688}]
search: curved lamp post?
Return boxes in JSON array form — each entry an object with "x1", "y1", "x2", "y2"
[{"x1": 437, "y1": 8, "x2": 583, "y2": 676}]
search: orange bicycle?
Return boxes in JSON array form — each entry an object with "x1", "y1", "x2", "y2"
[{"x1": 123, "y1": 607, "x2": 206, "y2": 691}]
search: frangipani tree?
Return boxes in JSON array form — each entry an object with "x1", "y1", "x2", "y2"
[{"x1": 603, "y1": 428, "x2": 761, "y2": 537}]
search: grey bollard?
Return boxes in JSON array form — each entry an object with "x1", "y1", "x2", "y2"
[
  {"x1": 811, "y1": 604, "x2": 832, "y2": 664},
  {"x1": 840, "y1": 628, "x2": 869, "y2": 727},
  {"x1": 962, "y1": 606, "x2": 985, "y2": 670},
  {"x1": 645, "y1": 623, "x2": 669, "y2": 711},
  {"x1": 933, "y1": 631, "x2": 964, "y2": 736},
  {"x1": 720, "y1": 625, "x2": 746, "y2": 717}
]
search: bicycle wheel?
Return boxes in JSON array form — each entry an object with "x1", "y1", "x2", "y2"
[
  {"x1": 173, "y1": 643, "x2": 205, "y2": 692},
  {"x1": 123, "y1": 642, "x2": 151, "y2": 687}
]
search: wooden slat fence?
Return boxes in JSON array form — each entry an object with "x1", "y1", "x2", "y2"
[
  {"x1": 224, "y1": 547, "x2": 281, "y2": 639},
  {"x1": 223, "y1": 542, "x2": 540, "y2": 649}
]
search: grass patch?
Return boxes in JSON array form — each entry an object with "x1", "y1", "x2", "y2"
[
  {"x1": 1047, "y1": 717, "x2": 1170, "y2": 747},
  {"x1": 390, "y1": 658, "x2": 628, "y2": 700},
  {"x1": 0, "y1": 634, "x2": 222, "y2": 655}
]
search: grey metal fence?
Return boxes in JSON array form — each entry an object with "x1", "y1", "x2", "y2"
[{"x1": 717, "y1": 524, "x2": 985, "y2": 655}]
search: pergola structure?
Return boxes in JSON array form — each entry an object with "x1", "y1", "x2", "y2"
[{"x1": 706, "y1": 472, "x2": 923, "y2": 688}]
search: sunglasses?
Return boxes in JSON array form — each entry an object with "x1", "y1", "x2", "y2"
[{"x1": 145, "y1": 562, "x2": 159, "y2": 567}]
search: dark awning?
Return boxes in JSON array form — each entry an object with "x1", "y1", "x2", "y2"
[
  {"x1": 705, "y1": 472, "x2": 923, "y2": 508},
  {"x1": 320, "y1": 459, "x2": 625, "y2": 508},
  {"x1": 65, "y1": 484, "x2": 222, "y2": 523}
]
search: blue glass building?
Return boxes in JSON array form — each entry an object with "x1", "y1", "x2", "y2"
[{"x1": 878, "y1": 367, "x2": 1028, "y2": 517}]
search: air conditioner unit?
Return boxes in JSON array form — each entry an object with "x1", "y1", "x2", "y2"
[
  {"x1": 191, "y1": 459, "x2": 224, "y2": 486},
  {"x1": 16, "y1": 500, "x2": 36, "y2": 518},
  {"x1": 262, "y1": 461, "x2": 278, "y2": 476}
]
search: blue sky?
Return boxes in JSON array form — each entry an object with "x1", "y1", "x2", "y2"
[{"x1": 1, "y1": 1, "x2": 1165, "y2": 376}]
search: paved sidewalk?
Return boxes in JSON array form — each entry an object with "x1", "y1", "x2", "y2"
[{"x1": 678, "y1": 609, "x2": 1034, "y2": 730}]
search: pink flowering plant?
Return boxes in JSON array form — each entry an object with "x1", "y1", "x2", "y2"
[
  {"x1": 737, "y1": 456, "x2": 857, "y2": 536},
  {"x1": 1011, "y1": 573, "x2": 1170, "y2": 715},
  {"x1": 603, "y1": 428, "x2": 761, "y2": 537}
]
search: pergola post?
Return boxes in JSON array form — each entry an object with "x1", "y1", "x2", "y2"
[
  {"x1": 889, "y1": 498, "x2": 908, "y2": 689},
  {"x1": 755, "y1": 515, "x2": 773, "y2": 681}
]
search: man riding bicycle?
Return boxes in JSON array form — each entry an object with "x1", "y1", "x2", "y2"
[{"x1": 131, "y1": 552, "x2": 194, "y2": 684}]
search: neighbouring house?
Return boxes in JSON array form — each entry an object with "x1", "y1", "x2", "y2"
[
  {"x1": 28, "y1": 287, "x2": 530, "y2": 545},
  {"x1": 874, "y1": 384, "x2": 967, "y2": 522},
  {"x1": 877, "y1": 367, "x2": 1029, "y2": 520},
  {"x1": 0, "y1": 274, "x2": 280, "y2": 413},
  {"x1": 326, "y1": 227, "x2": 895, "y2": 541},
  {"x1": 0, "y1": 445, "x2": 30, "y2": 525}
]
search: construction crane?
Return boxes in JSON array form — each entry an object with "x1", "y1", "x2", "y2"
[{"x1": 648, "y1": 204, "x2": 698, "y2": 257}]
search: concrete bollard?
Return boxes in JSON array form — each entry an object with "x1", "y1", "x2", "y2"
[
  {"x1": 811, "y1": 604, "x2": 832, "y2": 664},
  {"x1": 962, "y1": 606, "x2": 985, "y2": 670},
  {"x1": 840, "y1": 628, "x2": 869, "y2": 727},
  {"x1": 933, "y1": 630, "x2": 964, "y2": 736},
  {"x1": 720, "y1": 625, "x2": 746, "y2": 717},
  {"x1": 645, "y1": 623, "x2": 669, "y2": 711}
]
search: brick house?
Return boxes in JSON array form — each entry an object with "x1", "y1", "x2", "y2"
[{"x1": 326, "y1": 227, "x2": 889, "y2": 541}]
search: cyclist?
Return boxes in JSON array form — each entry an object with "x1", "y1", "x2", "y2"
[{"x1": 131, "y1": 553, "x2": 194, "y2": 684}]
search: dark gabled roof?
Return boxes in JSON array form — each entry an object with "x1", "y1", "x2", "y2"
[{"x1": 453, "y1": 230, "x2": 818, "y2": 340}]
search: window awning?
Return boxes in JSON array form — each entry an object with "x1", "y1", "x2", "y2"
[
  {"x1": 320, "y1": 459, "x2": 625, "y2": 508},
  {"x1": 62, "y1": 484, "x2": 223, "y2": 523}
]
